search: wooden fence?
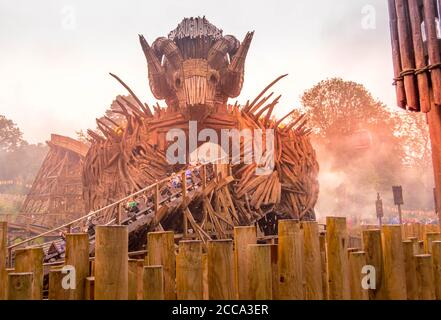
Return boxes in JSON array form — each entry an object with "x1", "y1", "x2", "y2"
[{"x1": 1, "y1": 217, "x2": 440, "y2": 300}]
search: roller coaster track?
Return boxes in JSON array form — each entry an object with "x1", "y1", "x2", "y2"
[{"x1": 7, "y1": 163, "x2": 216, "y2": 265}]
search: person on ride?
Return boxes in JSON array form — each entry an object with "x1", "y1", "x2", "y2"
[{"x1": 126, "y1": 197, "x2": 139, "y2": 221}]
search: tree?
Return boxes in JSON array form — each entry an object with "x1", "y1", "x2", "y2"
[{"x1": 0, "y1": 115, "x2": 24, "y2": 152}]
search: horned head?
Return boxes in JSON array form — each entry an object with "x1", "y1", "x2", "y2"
[{"x1": 139, "y1": 17, "x2": 253, "y2": 117}]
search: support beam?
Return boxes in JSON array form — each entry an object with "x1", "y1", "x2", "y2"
[
  {"x1": 65, "y1": 233, "x2": 89, "y2": 300},
  {"x1": 176, "y1": 240, "x2": 203, "y2": 300}
]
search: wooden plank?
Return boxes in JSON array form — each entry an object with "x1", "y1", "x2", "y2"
[
  {"x1": 207, "y1": 240, "x2": 235, "y2": 300},
  {"x1": 176, "y1": 240, "x2": 203, "y2": 300}
]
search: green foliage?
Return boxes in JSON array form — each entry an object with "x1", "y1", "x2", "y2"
[{"x1": 0, "y1": 115, "x2": 24, "y2": 152}]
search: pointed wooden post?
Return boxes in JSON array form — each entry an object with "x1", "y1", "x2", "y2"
[
  {"x1": 176, "y1": 240, "x2": 203, "y2": 300},
  {"x1": 301, "y1": 221, "x2": 323, "y2": 300},
  {"x1": 143, "y1": 265, "x2": 164, "y2": 300},
  {"x1": 65, "y1": 233, "x2": 89, "y2": 300},
  {"x1": 362, "y1": 229, "x2": 386, "y2": 300},
  {"x1": 233, "y1": 226, "x2": 256, "y2": 299},
  {"x1": 14, "y1": 247, "x2": 44, "y2": 300},
  {"x1": 94, "y1": 225, "x2": 128, "y2": 300},
  {"x1": 326, "y1": 217, "x2": 350, "y2": 300},
  {"x1": 207, "y1": 239, "x2": 235, "y2": 300},
  {"x1": 247, "y1": 244, "x2": 272, "y2": 299},
  {"x1": 381, "y1": 225, "x2": 407, "y2": 300},
  {"x1": 0, "y1": 222, "x2": 7, "y2": 300},
  {"x1": 7, "y1": 272, "x2": 33, "y2": 300},
  {"x1": 146, "y1": 231, "x2": 176, "y2": 299}
]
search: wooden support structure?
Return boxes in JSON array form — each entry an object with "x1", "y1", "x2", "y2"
[
  {"x1": 94, "y1": 225, "x2": 128, "y2": 300},
  {"x1": 48, "y1": 267, "x2": 71, "y2": 300},
  {"x1": 415, "y1": 254, "x2": 436, "y2": 300},
  {"x1": 143, "y1": 265, "x2": 164, "y2": 300},
  {"x1": 14, "y1": 247, "x2": 44, "y2": 300},
  {"x1": 0, "y1": 222, "x2": 7, "y2": 300},
  {"x1": 128, "y1": 259, "x2": 140, "y2": 300},
  {"x1": 348, "y1": 251, "x2": 368, "y2": 300},
  {"x1": 233, "y1": 225, "x2": 256, "y2": 299},
  {"x1": 207, "y1": 239, "x2": 235, "y2": 300},
  {"x1": 65, "y1": 233, "x2": 89, "y2": 300},
  {"x1": 247, "y1": 244, "x2": 272, "y2": 299},
  {"x1": 382, "y1": 225, "x2": 407, "y2": 299},
  {"x1": 301, "y1": 221, "x2": 323, "y2": 300},
  {"x1": 326, "y1": 217, "x2": 350, "y2": 300},
  {"x1": 402, "y1": 240, "x2": 418, "y2": 300},
  {"x1": 176, "y1": 240, "x2": 203, "y2": 300},
  {"x1": 362, "y1": 229, "x2": 385, "y2": 300},
  {"x1": 146, "y1": 231, "x2": 176, "y2": 299},
  {"x1": 7, "y1": 272, "x2": 33, "y2": 300},
  {"x1": 278, "y1": 219, "x2": 303, "y2": 300},
  {"x1": 432, "y1": 241, "x2": 441, "y2": 300}
]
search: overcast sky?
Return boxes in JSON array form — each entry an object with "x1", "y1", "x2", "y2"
[{"x1": 0, "y1": 0, "x2": 396, "y2": 143}]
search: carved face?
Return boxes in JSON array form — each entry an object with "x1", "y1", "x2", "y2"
[{"x1": 139, "y1": 20, "x2": 253, "y2": 117}]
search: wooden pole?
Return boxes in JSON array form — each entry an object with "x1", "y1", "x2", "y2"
[
  {"x1": 277, "y1": 219, "x2": 303, "y2": 300},
  {"x1": 381, "y1": 225, "x2": 407, "y2": 299},
  {"x1": 14, "y1": 247, "x2": 44, "y2": 300},
  {"x1": 415, "y1": 254, "x2": 436, "y2": 300},
  {"x1": 136, "y1": 259, "x2": 144, "y2": 300},
  {"x1": 247, "y1": 244, "x2": 272, "y2": 300},
  {"x1": 301, "y1": 221, "x2": 323, "y2": 300},
  {"x1": 202, "y1": 253, "x2": 208, "y2": 300},
  {"x1": 424, "y1": 232, "x2": 441, "y2": 254},
  {"x1": 387, "y1": 0, "x2": 407, "y2": 107},
  {"x1": 7, "y1": 272, "x2": 33, "y2": 300},
  {"x1": 395, "y1": 0, "x2": 420, "y2": 110},
  {"x1": 143, "y1": 265, "x2": 164, "y2": 300},
  {"x1": 432, "y1": 241, "x2": 441, "y2": 300},
  {"x1": 319, "y1": 232, "x2": 328, "y2": 300},
  {"x1": 85, "y1": 277, "x2": 94, "y2": 300},
  {"x1": 402, "y1": 240, "x2": 419, "y2": 300},
  {"x1": 146, "y1": 231, "x2": 176, "y2": 299},
  {"x1": 0, "y1": 222, "x2": 7, "y2": 300},
  {"x1": 48, "y1": 267, "x2": 71, "y2": 300},
  {"x1": 176, "y1": 240, "x2": 203, "y2": 300},
  {"x1": 182, "y1": 171, "x2": 188, "y2": 238},
  {"x1": 362, "y1": 229, "x2": 386, "y2": 300},
  {"x1": 348, "y1": 251, "x2": 368, "y2": 300},
  {"x1": 128, "y1": 259, "x2": 139, "y2": 300},
  {"x1": 233, "y1": 225, "x2": 256, "y2": 299},
  {"x1": 207, "y1": 239, "x2": 235, "y2": 300},
  {"x1": 94, "y1": 225, "x2": 128, "y2": 300},
  {"x1": 423, "y1": 0, "x2": 441, "y2": 104},
  {"x1": 65, "y1": 233, "x2": 89, "y2": 300},
  {"x1": 326, "y1": 217, "x2": 350, "y2": 300}
]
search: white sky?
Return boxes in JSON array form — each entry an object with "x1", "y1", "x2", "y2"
[{"x1": 0, "y1": 0, "x2": 396, "y2": 144}]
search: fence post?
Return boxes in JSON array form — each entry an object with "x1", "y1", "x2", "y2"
[
  {"x1": 207, "y1": 239, "x2": 235, "y2": 300},
  {"x1": 143, "y1": 265, "x2": 164, "y2": 300},
  {"x1": 301, "y1": 221, "x2": 323, "y2": 300},
  {"x1": 402, "y1": 240, "x2": 418, "y2": 300},
  {"x1": 48, "y1": 267, "x2": 71, "y2": 300},
  {"x1": 65, "y1": 233, "x2": 89, "y2": 300},
  {"x1": 432, "y1": 241, "x2": 441, "y2": 300},
  {"x1": 176, "y1": 240, "x2": 203, "y2": 300},
  {"x1": 94, "y1": 225, "x2": 128, "y2": 300},
  {"x1": 181, "y1": 171, "x2": 188, "y2": 238},
  {"x1": 362, "y1": 229, "x2": 385, "y2": 300},
  {"x1": 85, "y1": 276, "x2": 95, "y2": 300},
  {"x1": 128, "y1": 259, "x2": 139, "y2": 300},
  {"x1": 14, "y1": 247, "x2": 44, "y2": 300},
  {"x1": 277, "y1": 219, "x2": 303, "y2": 300},
  {"x1": 233, "y1": 226, "x2": 256, "y2": 299},
  {"x1": 319, "y1": 232, "x2": 328, "y2": 300},
  {"x1": 381, "y1": 225, "x2": 407, "y2": 300},
  {"x1": 247, "y1": 244, "x2": 272, "y2": 299},
  {"x1": 147, "y1": 231, "x2": 176, "y2": 299},
  {"x1": 269, "y1": 244, "x2": 279, "y2": 299},
  {"x1": 0, "y1": 222, "x2": 7, "y2": 300},
  {"x1": 415, "y1": 254, "x2": 436, "y2": 300},
  {"x1": 7, "y1": 272, "x2": 33, "y2": 300},
  {"x1": 348, "y1": 251, "x2": 368, "y2": 300},
  {"x1": 424, "y1": 232, "x2": 441, "y2": 254},
  {"x1": 326, "y1": 217, "x2": 350, "y2": 300}
]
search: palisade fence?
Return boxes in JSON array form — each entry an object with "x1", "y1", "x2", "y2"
[{"x1": 0, "y1": 218, "x2": 440, "y2": 300}]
